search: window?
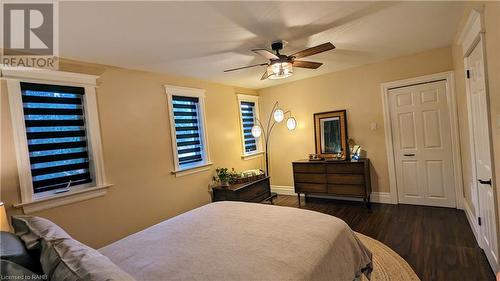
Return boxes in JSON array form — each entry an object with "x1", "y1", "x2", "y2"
[
  {"x1": 165, "y1": 85, "x2": 211, "y2": 175},
  {"x1": 237, "y1": 94, "x2": 262, "y2": 157},
  {"x1": 21, "y1": 83, "x2": 93, "y2": 194},
  {"x1": 241, "y1": 101, "x2": 257, "y2": 153},
  {"x1": 4, "y1": 66, "x2": 108, "y2": 213}
]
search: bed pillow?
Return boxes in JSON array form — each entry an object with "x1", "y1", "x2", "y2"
[
  {"x1": 40, "y1": 235, "x2": 135, "y2": 281},
  {"x1": 12, "y1": 216, "x2": 71, "y2": 250},
  {"x1": 12, "y1": 216, "x2": 135, "y2": 281}
]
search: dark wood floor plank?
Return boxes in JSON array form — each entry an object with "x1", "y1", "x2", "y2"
[{"x1": 273, "y1": 195, "x2": 495, "y2": 281}]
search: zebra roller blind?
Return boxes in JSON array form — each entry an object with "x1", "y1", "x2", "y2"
[
  {"x1": 21, "y1": 82, "x2": 92, "y2": 193},
  {"x1": 172, "y1": 95, "x2": 204, "y2": 166},
  {"x1": 240, "y1": 101, "x2": 257, "y2": 153}
]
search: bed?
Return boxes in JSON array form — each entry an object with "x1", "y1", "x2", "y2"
[
  {"x1": 5, "y1": 201, "x2": 372, "y2": 281},
  {"x1": 99, "y1": 201, "x2": 372, "y2": 281}
]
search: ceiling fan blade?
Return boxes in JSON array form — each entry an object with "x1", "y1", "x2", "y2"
[
  {"x1": 260, "y1": 70, "x2": 269, "y2": 80},
  {"x1": 252, "y1": 48, "x2": 279, "y2": 60},
  {"x1": 224, "y1": 63, "x2": 268, "y2": 72},
  {"x1": 292, "y1": 60, "x2": 323, "y2": 69},
  {"x1": 291, "y1": 42, "x2": 336, "y2": 59}
]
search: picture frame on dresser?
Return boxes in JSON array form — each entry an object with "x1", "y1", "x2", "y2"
[{"x1": 313, "y1": 110, "x2": 349, "y2": 160}]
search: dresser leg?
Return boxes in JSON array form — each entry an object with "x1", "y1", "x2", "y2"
[
  {"x1": 364, "y1": 196, "x2": 371, "y2": 209},
  {"x1": 298, "y1": 193, "x2": 301, "y2": 208}
]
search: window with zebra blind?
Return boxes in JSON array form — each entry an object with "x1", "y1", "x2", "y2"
[
  {"x1": 5, "y1": 67, "x2": 107, "y2": 211},
  {"x1": 237, "y1": 94, "x2": 262, "y2": 157},
  {"x1": 21, "y1": 82, "x2": 93, "y2": 194},
  {"x1": 165, "y1": 85, "x2": 211, "y2": 175}
]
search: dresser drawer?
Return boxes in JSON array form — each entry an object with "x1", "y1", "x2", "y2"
[
  {"x1": 328, "y1": 184, "x2": 365, "y2": 196},
  {"x1": 295, "y1": 183, "x2": 327, "y2": 193},
  {"x1": 327, "y1": 174, "x2": 364, "y2": 185},
  {"x1": 293, "y1": 163, "x2": 325, "y2": 173},
  {"x1": 294, "y1": 173, "x2": 327, "y2": 184},
  {"x1": 326, "y1": 163, "x2": 365, "y2": 174},
  {"x1": 238, "y1": 182, "x2": 269, "y2": 201}
]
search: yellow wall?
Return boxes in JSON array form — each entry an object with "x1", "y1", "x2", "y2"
[
  {"x1": 257, "y1": 47, "x2": 454, "y2": 193},
  {"x1": 452, "y1": 2, "x2": 500, "y2": 218},
  {"x1": 0, "y1": 59, "x2": 262, "y2": 248}
]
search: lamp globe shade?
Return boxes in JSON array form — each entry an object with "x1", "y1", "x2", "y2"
[
  {"x1": 273, "y1": 108, "x2": 284, "y2": 123},
  {"x1": 251, "y1": 125, "x2": 262, "y2": 138},
  {"x1": 286, "y1": 117, "x2": 297, "y2": 130}
]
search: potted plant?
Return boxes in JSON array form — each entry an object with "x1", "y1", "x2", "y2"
[
  {"x1": 216, "y1": 168, "x2": 231, "y2": 187},
  {"x1": 216, "y1": 168, "x2": 239, "y2": 187}
]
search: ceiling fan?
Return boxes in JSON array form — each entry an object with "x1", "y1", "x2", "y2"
[{"x1": 224, "y1": 41, "x2": 335, "y2": 80}]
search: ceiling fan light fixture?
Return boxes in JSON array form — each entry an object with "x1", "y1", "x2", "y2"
[{"x1": 267, "y1": 62, "x2": 293, "y2": 80}]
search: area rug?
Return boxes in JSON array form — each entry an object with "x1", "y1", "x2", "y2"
[{"x1": 356, "y1": 233, "x2": 420, "y2": 281}]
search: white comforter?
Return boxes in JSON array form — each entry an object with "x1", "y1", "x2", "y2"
[{"x1": 100, "y1": 202, "x2": 372, "y2": 281}]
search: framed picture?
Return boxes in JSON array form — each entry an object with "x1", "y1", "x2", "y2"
[{"x1": 313, "y1": 110, "x2": 348, "y2": 160}]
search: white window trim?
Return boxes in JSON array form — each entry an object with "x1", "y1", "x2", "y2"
[
  {"x1": 1, "y1": 66, "x2": 110, "y2": 214},
  {"x1": 164, "y1": 85, "x2": 212, "y2": 177},
  {"x1": 237, "y1": 94, "x2": 263, "y2": 159}
]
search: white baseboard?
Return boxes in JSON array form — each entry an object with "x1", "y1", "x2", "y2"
[
  {"x1": 271, "y1": 185, "x2": 296, "y2": 196},
  {"x1": 463, "y1": 199, "x2": 500, "y2": 273},
  {"x1": 463, "y1": 199, "x2": 480, "y2": 246},
  {"x1": 271, "y1": 185, "x2": 393, "y2": 204},
  {"x1": 371, "y1": 192, "x2": 393, "y2": 204}
]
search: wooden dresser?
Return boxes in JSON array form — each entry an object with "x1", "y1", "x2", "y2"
[
  {"x1": 212, "y1": 177, "x2": 276, "y2": 203},
  {"x1": 292, "y1": 159, "x2": 371, "y2": 207}
]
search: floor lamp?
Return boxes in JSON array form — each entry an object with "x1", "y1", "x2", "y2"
[{"x1": 251, "y1": 101, "x2": 297, "y2": 177}]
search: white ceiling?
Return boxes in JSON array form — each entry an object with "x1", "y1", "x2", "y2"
[{"x1": 59, "y1": 1, "x2": 464, "y2": 89}]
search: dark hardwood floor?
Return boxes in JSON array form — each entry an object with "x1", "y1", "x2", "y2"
[{"x1": 273, "y1": 195, "x2": 494, "y2": 281}]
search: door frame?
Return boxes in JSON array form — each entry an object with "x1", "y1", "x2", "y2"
[
  {"x1": 458, "y1": 8, "x2": 499, "y2": 272},
  {"x1": 380, "y1": 71, "x2": 463, "y2": 208}
]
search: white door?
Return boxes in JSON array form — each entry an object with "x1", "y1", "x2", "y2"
[
  {"x1": 389, "y1": 81, "x2": 456, "y2": 207},
  {"x1": 467, "y1": 38, "x2": 498, "y2": 268}
]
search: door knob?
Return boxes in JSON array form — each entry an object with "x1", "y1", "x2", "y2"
[{"x1": 478, "y1": 179, "x2": 492, "y2": 185}]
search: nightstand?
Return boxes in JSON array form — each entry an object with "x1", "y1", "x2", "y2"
[{"x1": 212, "y1": 177, "x2": 277, "y2": 203}]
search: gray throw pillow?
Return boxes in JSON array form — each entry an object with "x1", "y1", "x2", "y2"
[
  {"x1": 12, "y1": 216, "x2": 135, "y2": 281},
  {"x1": 12, "y1": 216, "x2": 71, "y2": 250},
  {"x1": 40, "y1": 235, "x2": 135, "y2": 281}
]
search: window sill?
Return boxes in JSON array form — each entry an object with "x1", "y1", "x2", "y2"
[
  {"x1": 13, "y1": 184, "x2": 112, "y2": 214},
  {"x1": 241, "y1": 151, "x2": 264, "y2": 160},
  {"x1": 171, "y1": 162, "x2": 213, "y2": 177}
]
